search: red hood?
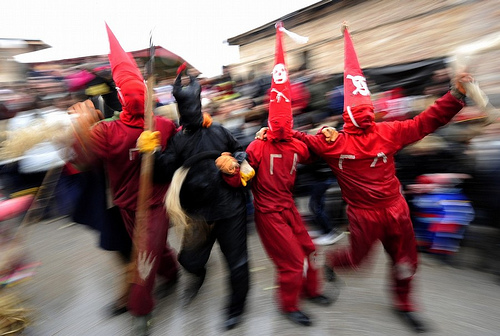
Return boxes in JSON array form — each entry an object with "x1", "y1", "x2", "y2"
[{"x1": 342, "y1": 104, "x2": 375, "y2": 134}]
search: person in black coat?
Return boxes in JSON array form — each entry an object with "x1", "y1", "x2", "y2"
[{"x1": 151, "y1": 64, "x2": 250, "y2": 331}]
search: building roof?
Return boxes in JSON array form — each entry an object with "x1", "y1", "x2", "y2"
[
  {"x1": 0, "y1": 38, "x2": 50, "y2": 51},
  {"x1": 226, "y1": 0, "x2": 348, "y2": 46}
]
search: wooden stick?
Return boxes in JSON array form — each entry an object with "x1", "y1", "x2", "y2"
[{"x1": 131, "y1": 41, "x2": 156, "y2": 286}]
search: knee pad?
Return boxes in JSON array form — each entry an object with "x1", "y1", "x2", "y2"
[{"x1": 395, "y1": 261, "x2": 415, "y2": 280}]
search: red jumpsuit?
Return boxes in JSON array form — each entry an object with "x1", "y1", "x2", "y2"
[
  {"x1": 84, "y1": 115, "x2": 179, "y2": 316},
  {"x1": 293, "y1": 92, "x2": 465, "y2": 311},
  {"x1": 246, "y1": 137, "x2": 321, "y2": 313}
]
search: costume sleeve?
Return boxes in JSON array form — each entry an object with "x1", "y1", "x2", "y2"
[
  {"x1": 90, "y1": 124, "x2": 110, "y2": 155},
  {"x1": 150, "y1": 118, "x2": 180, "y2": 184},
  {"x1": 385, "y1": 92, "x2": 465, "y2": 148},
  {"x1": 291, "y1": 129, "x2": 330, "y2": 155},
  {"x1": 245, "y1": 140, "x2": 261, "y2": 171},
  {"x1": 158, "y1": 117, "x2": 178, "y2": 150},
  {"x1": 153, "y1": 136, "x2": 182, "y2": 184},
  {"x1": 71, "y1": 122, "x2": 107, "y2": 169},
  {"x1": 294, "y1": 139, "x2": 311, "y2": 164},
  {"x1": 221, "y1": 167, "x2": 242, "y2": 188}
]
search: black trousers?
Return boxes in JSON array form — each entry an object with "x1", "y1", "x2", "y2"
[{"x1": 178, "y1": 211, "x2": 250, "y2": 317}]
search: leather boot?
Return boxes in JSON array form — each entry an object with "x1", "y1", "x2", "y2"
[
  {"x1": 307, "y1": 294, "x2": 333, "y2": 306},
  {"x1": 224, "y1": 313, "x2": 243, "y2": 330},
  {"x1": 396, "y1": 310, "x2": 428, "y2": 333},
  {"x1": 285, "y1": 310, "x2": 312, "y2": 326}
]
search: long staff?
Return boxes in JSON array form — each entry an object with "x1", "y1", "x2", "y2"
[{"x1": 132, "y1": 34, "x2": 156, "y2": 285}]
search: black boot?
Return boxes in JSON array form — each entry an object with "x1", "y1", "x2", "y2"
[
  {"x1": 396, "y1": 310, "x2": 428, "y2": 333},
  {"x1": 224, "y1": 313, "x2": 243, "y2": 330},
  {"x1": 182, "y1": 270, "x2": 206, "y2": 307},
  {"x1": 285, "y1": 310, "x2": 312, "y2": 326},
  {"x1": 307, "y1": 294, "x2": 333, "y2": 306},
  {"x1": 324, "y1": 265, "x2": 337, "y2": 282}
]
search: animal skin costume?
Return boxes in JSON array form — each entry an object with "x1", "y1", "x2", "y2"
[{"x1": 152, "y1": 64, "x2": 250, "y2": 328}]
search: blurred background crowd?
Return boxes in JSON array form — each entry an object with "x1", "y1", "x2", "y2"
[
  {"x1": 0, "y1": 55, "x2": 499, "y2": 279},
  {"x1": 0, "y1": 6, "x2": 499, "y2": 324},
  {"x1": 0, "y1": 0, "x2": 499, "y2": 334}
]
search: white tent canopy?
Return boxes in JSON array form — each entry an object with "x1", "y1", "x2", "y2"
[
  {"x1": 14, "y1": 41, "x2": 239, "y2": 79},
  {"x1": 14, "y1": 46, "x2": 108, "y2": 64}
]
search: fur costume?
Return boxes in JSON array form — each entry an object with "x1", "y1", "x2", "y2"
[{"x1": 156, "y1": 64, "x2": 250, "y2": 327}]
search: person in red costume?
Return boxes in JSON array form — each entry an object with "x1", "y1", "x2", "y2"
[
  {"x1": 72, "y1": 24, "x2": 179, "y2": 335},
  {"x1": 289, "y1": 23, "x2": 473, "y2": 333},
  {"x1": 244, "y1": 22, "x2": 333, "y2": 327}
]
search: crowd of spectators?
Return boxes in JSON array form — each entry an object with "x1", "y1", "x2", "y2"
[{"x1": 0, "y1": 61, "x2": 499, "y2": 277}]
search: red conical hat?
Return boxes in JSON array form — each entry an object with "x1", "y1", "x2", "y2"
[
  {"x1": 342, "y1": 25, "x2": 374, "y2": 131},
  {"x1": 105, "y1": 23, "x2": 146, "y2": 128},
  {"x1": 267, "y1": 21, "x2": 293, "y2": 141},
  {"x1": 105, "y1": 23, "x2": 144, "y2": 88},
  {"x1": 343, "y1": 27, "x2": 372, "y2": 110}
]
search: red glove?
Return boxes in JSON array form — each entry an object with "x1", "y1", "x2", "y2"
[{"x1": 177, "y1": 62, "x2": 187, "y2": 75}]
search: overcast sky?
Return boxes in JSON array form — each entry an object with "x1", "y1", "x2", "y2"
[{"x1": 2, "y1": 0, "x2": 320, "y2": 77}]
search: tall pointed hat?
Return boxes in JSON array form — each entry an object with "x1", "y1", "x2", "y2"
[
  {"x1": 342, "y1": 24, "x2": 374, "y2": 132},
  {"x1": 105, "y1": 23, "x2": 146, "y2": 128},
  {"x1": 267, "y1": 21, "x2": 293, "y2": 141},
  {"x1": 172, "y1": 62, "x2": 203, "y2": 130}
]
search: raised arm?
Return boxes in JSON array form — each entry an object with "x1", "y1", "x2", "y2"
[{"x1": 385, "y1": 72, "x2": 471, "y2": 148}]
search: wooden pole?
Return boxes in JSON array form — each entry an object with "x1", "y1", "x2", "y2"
[{"x1": 131, "y1": 37, "x2": 156, "y2": 286}]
